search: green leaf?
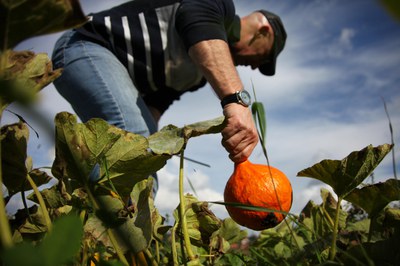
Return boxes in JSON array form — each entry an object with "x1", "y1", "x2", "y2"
[
  {"x1": 182, "y1": 116, "x2": 225, "y2": 138},
  {"x1": 214, "y1": 253, "x2": 251, "y2": 266},
  {"x1": 11, "y1": 205, "x2": 48, "y2": 235},
  {"x1": 345, "y1": 219, "x2": 371, "y2": 243},
  {"x1": 85, "y1": 179, "x2": 161, "y2": 254},
  {"x1": 0, "y1": 0, "x2": 87, "y2": 50},
  {"x1": 52, "y1": 112, "x2": 168, "y2": 196},
  {"x1": 40, "y1": 215, "x2": 83, "y2": 266},
  {"x1": 384, "y1": 208, "x2": 400, "y2": 227},
  {"x1": 4, "y1": 215, "x2": 82, "y2": 266},
  {"x1": 251, "y1": 227, "x2": 297, "y2": 264},
  {"x1": 124, "y1": 177, "x2": 157, "y2": 252},
  {"x1": 345, "y1": 179, "x2": 400, "y2": 217},
  {"x1": 320, "y1": 188, "x2": 347, "y2": 230},
  {"x1": 173, "y1": 194, "x2": 221, "y2": 247},
  {"x1": 83, "y1": 214, "x2": 112, "y2": 248},
  {"x1": 28, "y1": 168, "x2": 53, "y2": 189},
  {"x1": 148, "y1": 116, "x2": 225, "y2": 155},
  {"x1": 210, "y1": 218, "x2": 247, "y2": 253},
  {"x1": 344, "y1": 231, "x2": 400, "y2": 265},
  {"x1": 251, "y1": 101, "x2": 266, "y2": 143},
  {"x1": 0, "y1": 51, "x2": 62, "y2": 109},
  {"x1": 1, "y1": 241, "x2": 43, "y2": 266},
  {"x1": 27, "y1": 183, "x2": 71, "y2": 209},
  {"x1": 84, "y1": 186, "x2": 165, "y2": 262},
  {"x1": 297, "y1": 144, "x2": 393, "y2": 198},
  {"x1": 148, "y1": 124, "x2": 185, "y2": 155},
  {"x1": 1, "y1": 121, "x2": 29, "y2": 196},
  {"x1": 299, "y1": 188, "x2": 347, "y2": 239}
]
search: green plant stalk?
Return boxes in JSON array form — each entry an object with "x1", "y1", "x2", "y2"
[
  {"x1": 0, "y1": 111, "x2": 14, "y2": 248},
  {"x1": 321, "y1": 206, "x2": 335, "y2": 229},
  {"x1": 144, "y1": 248, "x2": 158, "y2": 266},
  {"x1": 20, "y1": 189, "x2": 34, "y2": 224},
  {"x1": 329, "y1": 196, "x2": 343, "y2": 261},
  {"x1": 367, "y1": 216, "x2": 376, "y2": 242},
  {"x1": 171, "y1": 222, "x2": 179, "y2": 266},
  {"x1": 79, "y1": 209, "x2": 86, "y2": 223},
  {"x1": 80, "y1": 240, "x2": 90, "y2": 266},
  {"x1": 84, "y1": 182, "x2": 129, "y2": 266},
  {"x1": 103, "y1": 158, "x2": 125, "y2": 204},
  {"x1": 249, "y1": 246, "x2": 274, "y2": 265},
  {"x1": 26, "y1": 174, "x2": 53, "y2": 232},
  {"x1": 103, "y1": 223, "x2": 128, "y2": 264},
  {"x1": 355, "y1": 238, "x2": 375, "y2": 266},
  {"x1": 288, "y1": 216, "x2": 326, "y2": 264},
  {"x1": 178, "y1": 151, "x2": 196, "y2": 260},
  {"x1": 207, "y1": 247, "x2": 213, "y2": 264},
  {"x1": 382, "y1": 97, "x2": 398, "y2": 181},
  {"x1": 155, "y1": 240, "x2": 160, "y2": 264}
]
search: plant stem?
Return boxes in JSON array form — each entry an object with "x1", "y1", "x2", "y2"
[
  {"x1": 79, "y1": 209, "x2": 86, "y2": 223},
  {"x1": 382, "y1": 97, "x2": 397, "y2": 181},
  {"x1": 329, "y1": 197, "x2": 342, "y2": 261},
  {"x1": 367, "y1": 216, "x2": 375, "y2": 242},
  {"x1": 26, "y1": 174, "x2": 53, "y2": 232},
  {"x1": 107, "y1": 230, "x2": 128, "y2": 265},
  {"x1": 144, "y1": 248, "x2": 158, "y2": 266},
  {"x1": 85, "y1": 183, "x2": 129, "y2": 266},
  {"x1": 322, "y1": 206, "x2": 335, "y2": 229},
  {"x1": 171, "y1": 222, "x2": 179, "y2": 266},
  {"x1": 178, "y1": 151, "x2": 196, "y2": 260},
  {"x1": 154, "y1": 240, "x2": 160, "y2": 264},
  {"x1": 0, "y1": 109, "x2": 13, "y2": 248}
]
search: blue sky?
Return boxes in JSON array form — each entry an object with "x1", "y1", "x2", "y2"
[{"x1": 4, "y1": 0, "x2": 400, "y2": 229}]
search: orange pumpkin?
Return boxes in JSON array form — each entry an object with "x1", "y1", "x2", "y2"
[{"x1": 224, "y1": 160, "x2": 292, "y2": 230}]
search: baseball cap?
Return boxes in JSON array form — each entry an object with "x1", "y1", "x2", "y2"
[{"x1": 258, "y1": 10, "x2": 287, "y2": 76}]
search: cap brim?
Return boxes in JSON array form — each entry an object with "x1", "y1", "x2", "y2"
[
  {"x1": 259, "y1": 46, "x2": 277, "y2": 76},
  {"x1": 259, "y1": 60, "x2": 276, "y2": 76}
]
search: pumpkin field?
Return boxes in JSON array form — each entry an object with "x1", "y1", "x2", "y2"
[{"x1": 1, "y1": 1, "x2": 400, "y2": 265}]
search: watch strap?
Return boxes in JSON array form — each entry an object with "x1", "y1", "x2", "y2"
[{"x1": 220, "y1": 93, "x2": 239, "y2": 108}]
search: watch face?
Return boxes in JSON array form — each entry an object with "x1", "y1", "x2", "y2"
[{"x1": 239, "y1": 90, "x2": 251, "y2": 106}]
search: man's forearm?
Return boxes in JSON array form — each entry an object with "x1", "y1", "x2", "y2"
[{"x1": 188, "y1": 39, "x2": 243, "y2": 99}]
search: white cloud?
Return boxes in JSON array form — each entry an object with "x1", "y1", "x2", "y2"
[
  {"x1": 327, "y1": 28, "x2": 356, "y2": 57},
  {"x1": 339, "y1": 28, "x2": 356, "y2": 48}
]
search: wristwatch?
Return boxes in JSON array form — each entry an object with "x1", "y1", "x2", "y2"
[{"x1": 220, "y1": 89, "x2": 252, "y2": 108}]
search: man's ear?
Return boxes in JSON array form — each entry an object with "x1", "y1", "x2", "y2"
[
  {"x1": 258, "y1": 24, "x2": 271, "y2": 37},
  {"x1": 249, "y1": 25, "x2": 270, "y2": 45}
]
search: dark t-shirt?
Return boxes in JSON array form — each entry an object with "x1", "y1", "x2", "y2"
[{"x1": 76, "y1": 0, "x2": 240, "y2": 113}]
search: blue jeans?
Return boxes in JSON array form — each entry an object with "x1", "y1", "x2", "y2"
[{"x1": 52, "y1": 30, "x2": 158, "y2": 192}]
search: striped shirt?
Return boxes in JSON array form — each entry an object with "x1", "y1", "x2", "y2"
[{"x1": 76, "y1": 0, "x2": 240, "y2": 113}]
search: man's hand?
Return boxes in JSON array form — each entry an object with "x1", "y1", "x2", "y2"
[{"x1": 221, "y1": 103, "x2": 259, "y2": 163}]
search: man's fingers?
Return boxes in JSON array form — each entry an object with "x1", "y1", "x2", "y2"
[
  {"x1": 221, "y1": 130, "x2": 258, "y2": 162},
  {"x1": 228, "y1": 144, "x2": 255, "y2": 163},
  {"x1": 222, "y1": 133, "x2": 252, "y2": 153},
  {"x1": 221, "y1": 103, "x2": 259, "y2": 162}
]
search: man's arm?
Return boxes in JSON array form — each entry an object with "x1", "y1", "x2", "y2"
[
  {"x1": 188, "y1": 39, "x2": 259, "y2": 162},
  {"x1": 188, "y1": 39, "x2": 240, "y2": 98}
]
